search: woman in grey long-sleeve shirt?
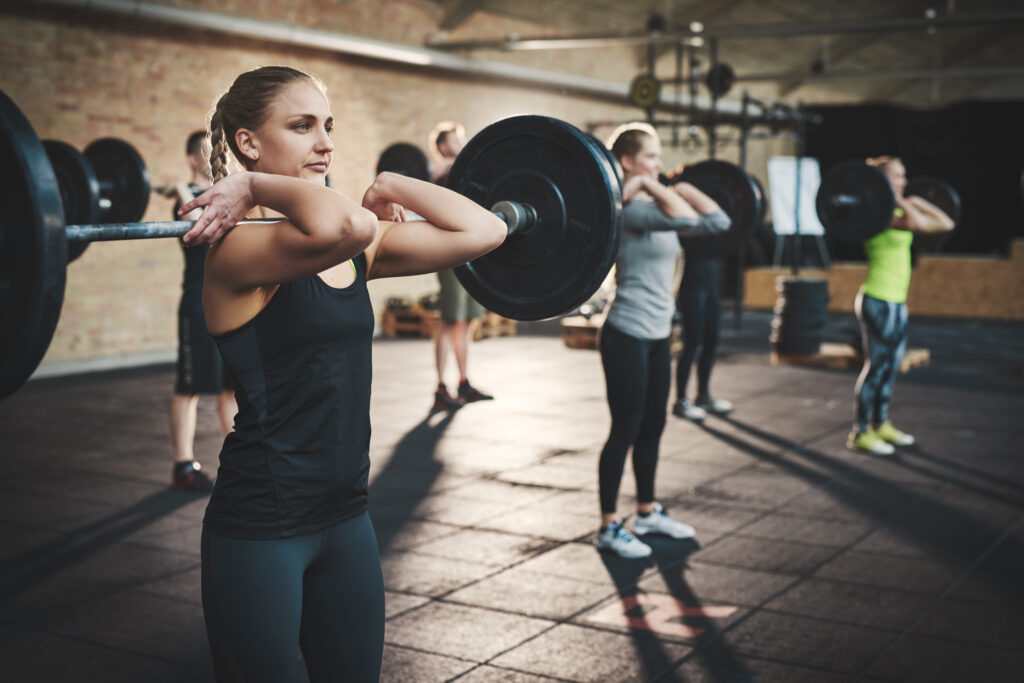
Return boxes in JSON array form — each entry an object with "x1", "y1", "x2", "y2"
[{"x1": 596, "y1": 127, "x2": 731, "y2": 559}]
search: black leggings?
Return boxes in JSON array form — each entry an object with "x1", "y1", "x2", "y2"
[
  {"x1": 854, "y1": 291, "x2": 908, "y2": 432},
  {"x1": 201, "y1": 512, "x2": 385, "y2": 683},
  {"x1": 598, "y1": 323, "x2": 670, "y2": 514},
  {"x1": 675, "y1": 255, "x2": 721, "y2": 401},
  {"x1": 675, "y1": 285, "x2": 721, "y2": 400}
]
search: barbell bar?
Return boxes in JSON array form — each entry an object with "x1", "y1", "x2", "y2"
[{"x1": 1, "y1": 89, "x2": 622, "y2": 401}]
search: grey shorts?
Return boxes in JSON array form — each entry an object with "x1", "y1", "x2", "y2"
[{"x1": 437, "y1": 268, "x2": 485, "y2": 322}]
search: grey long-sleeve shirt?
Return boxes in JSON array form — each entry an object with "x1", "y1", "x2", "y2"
[{"x1": 605, "y1": 198, "x2": 730, "y2": 340}]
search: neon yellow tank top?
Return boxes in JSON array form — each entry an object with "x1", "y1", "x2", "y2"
[{"x1": 862, "y1": 227, "x2": 913, "y2": 303}]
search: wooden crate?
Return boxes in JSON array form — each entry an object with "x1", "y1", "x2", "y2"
[
  {"x1": 771, "y1": 343, "x2": 930, "y2": 374},
  {"x1": 380, "y1": 308, "x2": 440, "y2": 338},
  {"x1": 473, "y1": 312, "x2": 517, "y2": 341},
  {"x1": 561, "y1": 316, "x2": 602, "y2": 349}
]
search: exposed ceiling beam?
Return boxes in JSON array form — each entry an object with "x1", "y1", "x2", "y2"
[
  {"x1": 426, "y1": 11, "x2": 1024, "y2": 50},
  {"x1": 736, "y1": 65, "x2": 1024, "y2": 83},
  {"x1": 653, "y1": 0, "x2": 753, "y2": 61},
  {"x1": 777, "y1": 0, "x2": 919, "y2": 97},
  {"x1": 866, "y1": 27, "x2": 1019, "y2": 102},
  {"x1": 439, "y1": 0, "x2": 488, "y2": 31}
]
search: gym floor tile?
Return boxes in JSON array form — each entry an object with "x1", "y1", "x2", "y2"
[
  {"x1": 475, "y1": 505, "x2": 598, "y2": 541},
  {"x1": 383, "y1": 591, "x2": 431, "y2": 620},
  {"x1": 692, "y1": 535, "x2": 839, "y2": 575},
  {"x1": 380, "y1": 644, "x2": 476, "y2": 682},
  {"x1": 497, "y1": 463, "x2": 595, "y2": 490},
  {"x1": 812, "y1": 550, "x2": 967, "y2": 594},
  {"x1": 762, "y1": 577, "x2": 933, "y2": 630},
  {"x1": 573, "y1": 591, "x2": 749, "y2": 644},
  {"x1": 370, "y1": 516, "x2": 461, "y2": 552},
  {"x1": 2, "y1": 625, "x2": 211, "y2": 683},
  {"x1": 671, "y1": 648, "x2": 853, "y2": 683},
  {"x1": 491, "y1": 622, "x2": 690, "y2": 682},
  {"x1": 947, "y1": 560, "x2": 1024, "y2": 606},
  {"x1": 446, "y1": 563, "x2": 615, "y2": 620},
  {"x1": 909, "y1": 598, "x2": 1024, "y2": 650},
  {"x1": 455, "y1": 664, "x2": 565, "y2": 682},
  {"x1": 720, "y1": 610, "x2": 894, "y2": 674},
  {"x1": 514, "y1": 541, "x2": 652, "y2": 587},
  {"x1": 385, "y1": 601, "x2": 553, "y2": 662},
  {"x1": 411, "y1": 528, "x2": 555, "y2": 567},
  {"x1": 379, "y1": 550, "x2": 497, "y2": 597},
  {"x1": 863, "y1": 633, "x2": 1024, "y2": 682},
  {"x1": 27, "y1": 589, "x2": 209, "y2": 665},
  {"x1": 734, "y1": 511, "x2": 873, "y2": 546},
  {"x1": 636, "y1": 560, "x2": 798, "y2": 608}
]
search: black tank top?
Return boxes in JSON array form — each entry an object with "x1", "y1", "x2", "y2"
[{"x1": 204, "y1": 254, "x2": 374, "y2": 538}]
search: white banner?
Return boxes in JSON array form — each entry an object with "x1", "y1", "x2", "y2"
[{"x1": 767, "y1": 156, "x2": 825, "y2": 236}]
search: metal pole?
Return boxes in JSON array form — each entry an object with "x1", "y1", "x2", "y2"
[
  {"x1": 790, "y1": 103, "x2": 807, "y2": 277},
  {"x1": 707, "y1": 38, "x2": 719, "y2": 159},
  {"x1": 735, "y1": 90, "x2": 752, "y2": 331}
]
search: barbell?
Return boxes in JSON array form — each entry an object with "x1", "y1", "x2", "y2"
[
  {"x1": 0, "y1": 90, "x2": 623, "y2": 401},
  {"x1": 816, "y1": 160, "x2": 961, "y2": 244},
  {"x1": 662, "y1": 160, "x2": 764, "y2": 256}
]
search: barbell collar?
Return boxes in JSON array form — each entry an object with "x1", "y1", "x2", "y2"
[
  {"x1": 491, "y1": 200, "x2": 536, "y2": 236},
  {"x1": 830, "y1": 194, "x2": 860, "y2": 207}
]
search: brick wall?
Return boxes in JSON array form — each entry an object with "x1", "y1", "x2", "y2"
[{"x1": 1, "y1": 2, "x2": 793, "y2": 371}]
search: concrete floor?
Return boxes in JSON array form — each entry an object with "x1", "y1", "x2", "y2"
[{"x1": 1, "y1": 311, "x2": 1023, "y2": 682}]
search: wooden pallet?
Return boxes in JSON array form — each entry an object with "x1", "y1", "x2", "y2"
[
  {"x1": 380, "y1": 308, "x2": 440, "y2": 338},
  {"x1": 561, "y1": 315, "x2": 602, "y2": 349},
  {"x1": 473, "y1": 312, "x2": 517, "y2": 341},
  {"x1": 772, "y1": 343, "x2": 930, "y2": 373}
]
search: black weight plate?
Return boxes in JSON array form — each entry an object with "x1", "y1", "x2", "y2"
[
  {"x1": 376, "y1": 142, "x2": 430, "y2": 182},
  {"x1": 816, "y1": 160, "x2": 895, "y2": 244},
  {"x1": 448, "y1": 115, "x2": 622, "y2": 321},
  {"x1": 678, "y1": 159, "x2": 760, "y2": 256},
  {"x1": 0, "y1": 90, "x2": 67, "y2": 401},
  {"x1": 43, "y1": 140, "x2": 99, "y2": 263},
  {"x1": 705, "y1": 63, "x2": 736, "y2": 97},
  {"x1": 84, "y1": 137, "x2": 150, "y2": 223},
  {"x1": 585, "y1": 133, "x2": 623, "y2": 191},
  {"x1": 905, "y1": 176, "x2": 961, "y2": 252}
]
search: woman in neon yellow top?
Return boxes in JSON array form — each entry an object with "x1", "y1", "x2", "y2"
[{"x1": 849, "y1": 156, "x2": 954, "y2": 455}]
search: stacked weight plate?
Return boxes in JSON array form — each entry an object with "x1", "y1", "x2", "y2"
[{"x1": 769, "y1": 277, "x2": 830, "y2": 355}]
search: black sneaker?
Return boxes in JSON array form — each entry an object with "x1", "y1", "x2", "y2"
[
  {"x1": 172, "y1": 460, "x2": 214, "y2": 492},
  {"x1": 432, "y1": 384, "x2": 463, "y2": 412},
  {"x1": 457, "y1": 380, "x2": 493, "y2": 403}
]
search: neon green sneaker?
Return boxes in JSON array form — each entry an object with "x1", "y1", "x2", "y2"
[
  {"x1": 875, "y1": 420, "x2": 915, "y2": 446},
  {"x1": 847, "y1": 428, "x2": 895, "y2": 456}
]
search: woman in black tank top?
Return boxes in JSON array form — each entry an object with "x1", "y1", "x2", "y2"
[{"x1": 178, "y1": 66, "x2": 506, "y2": 683}]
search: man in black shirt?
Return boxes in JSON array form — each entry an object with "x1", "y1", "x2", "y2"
[{"x1": 165, "y1": 131, "x2": 235, "y2": 490}]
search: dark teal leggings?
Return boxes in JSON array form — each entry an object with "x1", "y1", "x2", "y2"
[
  {"x1": 854, "y1": 291, "x2": 908, "y2": 432},
  {"x1": 201, "y1": 512, "x2": 385, "y2": 682}
]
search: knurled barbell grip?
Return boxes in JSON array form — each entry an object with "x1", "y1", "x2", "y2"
[
  {"x1": 65, "y1": 202, "x2": 536, "y2": 243},
  {"x1": 65, "y1": 219, "x2": 284, "y2": 242}
]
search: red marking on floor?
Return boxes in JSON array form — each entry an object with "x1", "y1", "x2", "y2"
[{"x1": 585, "y1": 593, "x2": 738, "y2": 638}]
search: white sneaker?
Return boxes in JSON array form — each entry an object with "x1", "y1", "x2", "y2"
[
  {"x1": 633, "y1": 503, "x2": 696, "y2": 540},
  {"x1": 596, "y1": 521, "x2": 652, "y2": 558},
  {"x1": 695, "y1": 396, "x2": 733, "y2": 415},
  {"x1": 672, "y1": 399, "x2": 706, "y2": 422}
]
